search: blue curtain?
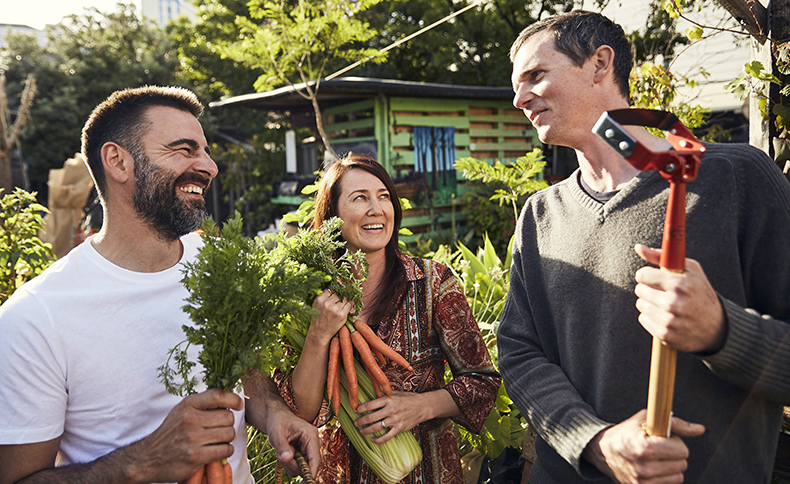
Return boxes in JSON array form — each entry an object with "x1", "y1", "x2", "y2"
[{"x1": 414, "y1": 126, "x2": 456, "y2": 191}]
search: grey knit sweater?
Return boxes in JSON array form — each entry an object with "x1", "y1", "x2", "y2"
[{"x1": 498, "y1": 142, "x2": 790, "y2": 483}]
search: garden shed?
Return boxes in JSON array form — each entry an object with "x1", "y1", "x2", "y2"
[{"x1": 210, "y1": 77, "x2": 538, "y2": 242}]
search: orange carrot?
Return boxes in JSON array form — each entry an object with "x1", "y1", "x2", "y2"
[
  {"x1": 364, "y1": 364, "x2": 382, "y2": 398},
  {"x1": 372, "y1": 346, "x2": 386, "y2": 366},
  {"x1": 326, "y1": 335, "x2": 340, "y2": 409},
  {"x1": 182, "y1": 465, "x2": 205, "y2": 484},
  {"x1": 338, "y1": 326, "x2": 358, "y2": 411},
  {"x1": 354, "y1": 320, "x2": 413, "y2": 371},
  {"x1": 350, "y1": 329, "x2": 392, "y2": 396},
  {"x1": 223, "y1": 459, "x2": 232, "y2": 484},
  {"x1": 206, "y1": 460, "x2": 224, "y2": 484}
]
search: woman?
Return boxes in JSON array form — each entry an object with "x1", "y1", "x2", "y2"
[{"x1": 276, "y1": 153, "x2": 501, "y2": 484}]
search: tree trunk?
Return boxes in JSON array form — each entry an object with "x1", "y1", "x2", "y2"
[{"x1": 310, "y1": 93, "x2": 338, "y2": 163}]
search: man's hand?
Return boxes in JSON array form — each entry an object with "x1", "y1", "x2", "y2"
[
  {"x1": 634, "y1": 244, "x2": 726, "y2": 353},
  {"x1": 126, "y1": 388, "x2": 243, "y2": 483},
  {"x1": 583, "y1": 410, "x2": 705, "y2": 484},
  {"x1": 264, "y1": 406, "x2": 321, "y2": 478},
  {"x1": 243, "y1": 370, "x2": 321, "y2": 478}
]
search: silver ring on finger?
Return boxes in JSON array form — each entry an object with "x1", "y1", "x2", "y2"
[{"x1": 381, "y1": 420, "x2": 387, "y2": 430}]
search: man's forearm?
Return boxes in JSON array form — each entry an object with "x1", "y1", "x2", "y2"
[
  {"x1": 243, "y1": 370, "x2": 292, "y2": 433},
  {"x1": 14, "y1": 447, "x2": 140, "y2": 484}
]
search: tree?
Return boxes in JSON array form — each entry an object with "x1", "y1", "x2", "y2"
[
  {"x1": 167, "y1": 0, "x2": 263, "y2": 99},
  {"x1": 349, "y1": 0, "x2": 689, "y2": 87},
  {"x1": 218, "y1": 0, "x2": 387, "y2": 160},
  {"x1": 349, "y1": 0, "x2": 559, "y2": 86},
  {"x1": 669, "y1": 0, "x2": 789, "y2": 169},
  {"x1": 0, "y1": 74, "x2": 35, "y2": 192},
  {"x1": 174, "y1": 0, "x2": 692, "y2": 94},
  {"x1": 0, "y1": 3, "x2": 180, "y2": 197}
]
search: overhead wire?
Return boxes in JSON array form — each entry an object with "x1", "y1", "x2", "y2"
[{"x1": 325, "y1": 0, "x2": 487, "y2": 81}]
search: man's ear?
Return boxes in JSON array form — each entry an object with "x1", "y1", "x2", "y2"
[
  {"x1": 101, "y1": 142, "x2": 132, "y2": 184},
  {"x1": 592, "y1": 45, "x2": 616, "y2": 84}
]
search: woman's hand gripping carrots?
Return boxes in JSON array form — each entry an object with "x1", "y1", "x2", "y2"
[{"x1": 326, "y1": 319, "x2": 413, "y2": 414}]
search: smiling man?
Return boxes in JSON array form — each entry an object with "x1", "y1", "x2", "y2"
[
  {"x1": 0, "y1": 86, "x2": 320, "y2": 483},
  {"x1": 497, "y1": 10, "x2": 790, "y2": 484}
]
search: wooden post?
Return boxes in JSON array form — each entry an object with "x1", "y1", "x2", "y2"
[{"x1": 731, "y1": 0, "x2": 790, "y2": 162}]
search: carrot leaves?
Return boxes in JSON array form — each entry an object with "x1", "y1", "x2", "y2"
[{"x1": 159, "y1": 212, "x2": 328, "y2": 395}]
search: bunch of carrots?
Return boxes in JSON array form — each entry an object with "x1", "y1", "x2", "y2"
[
  {"x1": 162, "y1": 214, "x2": 330, "y2": 484},
  {"x1": 180, "y1": 460, "x2": 232, "y2": 484},
  {"x1": 327, "y1": 320, "x2": 413, "y2": 413}
]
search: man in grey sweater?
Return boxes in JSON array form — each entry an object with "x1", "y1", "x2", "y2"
[{"x1": 498, "y1": 10, "x2": 790, "y2": 484}]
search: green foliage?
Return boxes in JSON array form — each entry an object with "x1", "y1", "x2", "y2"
[
  {"x1": 667, "y1": 0, "x2": 788, "y2": 158},
  {"x1": 213, "y1": 129, "x2": 287, "y2": 235},
  {"x1": 159, "y1": 213, "x2": 327, "y2": 394},
  {"x1": 727, "y1": 50, "x2": 790, "y2": 135},
  {"x1": 354, "y1": 0, "x2": 619, "y2": 86},
  {"x1": 167, "y1": 0, "x2": 262, "y2": 98},
  {"x1": 630, "y1": 62, "x2": 709, "y2": 131},
  {"x1": 214, "y1": 0, "x2": 388, "y2": 157},
  {"x1": 270, "y1": 216, "x2": 368, "y2": 325},
  {"x1": 1, "y1": 4, "x2": 179, "y2": 194},
  {"x1": 440, "y1": 151, "x2": 552, "y2": 459},
  {"x1": 246, "y1": 427, "x2": 303, "y2": 484},
  {"x1": 433, "y1": 234, "x2": 526, "y2": 459},
  {"x1": 0, "y1": 188, "x2": 55, "y2": 304},
  {"x1": 281, "y1": 179, "x2": 320, "y2": 228},
  {"x1": 455, "y1": 150, "x2": 547, "y2": 257},
  {"x1": 627, "y1": 0, "x2": 690, "y2": 64},
  {"x1": 456, "y1": 149, "x2": 548, "y2": 222},
  {"x1": 225, "y1": 0, "x2": 386, "y2": 92},
  {"x1": 458, "y1": 187, "x2": 514, "y2": 260}
]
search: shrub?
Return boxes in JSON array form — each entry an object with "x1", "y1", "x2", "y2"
[{"x1": 0, "y1": 188, "x2": 55, "y2": 304}]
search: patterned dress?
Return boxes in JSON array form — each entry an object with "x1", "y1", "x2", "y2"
[{"x1": 276, "y1": 253, "x2": 501, "y2": 484}]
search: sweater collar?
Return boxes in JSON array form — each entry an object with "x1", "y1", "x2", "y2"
[{"x1": 567, "y1": 168, "x2": 661, "y2": 219}]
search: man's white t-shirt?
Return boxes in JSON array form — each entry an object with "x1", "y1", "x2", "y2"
[{"x1": 0, "y1": 233, "x2": 252, "y2": 483}]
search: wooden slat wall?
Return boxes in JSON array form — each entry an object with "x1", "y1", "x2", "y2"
[
  {"x1": 318, "y1": 96, "x2": 536, "y2": 243},
  {"x1": 325, "y1": 100, "x2": 377, "y2": 143}
]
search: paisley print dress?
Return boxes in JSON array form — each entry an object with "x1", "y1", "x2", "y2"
[{"x1": 276, "y1": 254, "x2": 501, "y2": 484}]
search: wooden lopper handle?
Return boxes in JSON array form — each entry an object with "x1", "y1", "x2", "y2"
[{"x1": 645, "y1": 180, "x2": 686, "y2": 437}]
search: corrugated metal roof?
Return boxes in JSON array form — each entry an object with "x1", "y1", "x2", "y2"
[{"x1": 209, "y1": 76, "x2": 515, "y2": 110}]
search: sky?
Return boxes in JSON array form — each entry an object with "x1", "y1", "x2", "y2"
[{"x1": 2, "y1": 1, "x2": 140, "y2": 30}]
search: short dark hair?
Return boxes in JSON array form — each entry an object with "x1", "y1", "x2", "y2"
[
  {"x1": 80, "y1": 85, "x2": 204, "y2": 202},
  {"x1": 312, "y1": 153, "x2": 405, "y2": 327},
  {"x1": 510, "y1": 10, "x2": 632, "y2": 100}
]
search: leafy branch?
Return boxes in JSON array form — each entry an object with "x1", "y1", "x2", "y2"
[
  {"x1": 455, "y1": 149, "x2": 548, "y2": 223},
  {"x1": 219, "y1": 0, "x2": 387, "y2": 160},
  {"x1": 0, "y1": 188, "x2": 54, "y2": 305}
]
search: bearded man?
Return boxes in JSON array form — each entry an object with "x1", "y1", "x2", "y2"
[{"x1": 0, "y1": 86, "x2": 320, "y2": 484}]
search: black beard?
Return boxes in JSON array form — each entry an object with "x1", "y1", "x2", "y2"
[{"x1": 132, "y1": 152, "x2": 211, "y2": 241}]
